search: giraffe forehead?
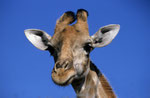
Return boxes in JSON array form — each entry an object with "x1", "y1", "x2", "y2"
[
  {"x1": 62, "y1": 26, "x2": 89, "y2": 39},
  {"x1": 51, "y1": 26, "x2": 90, "y2": 46}
]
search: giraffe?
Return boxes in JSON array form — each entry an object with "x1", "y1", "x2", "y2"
[{"x1": 24, "y1": 9, "x2": 120, "y2": 98}]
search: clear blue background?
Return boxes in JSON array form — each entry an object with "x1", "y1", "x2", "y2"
[{"x1": 0, "y1": 0, "x2": 150, "y2": 98}]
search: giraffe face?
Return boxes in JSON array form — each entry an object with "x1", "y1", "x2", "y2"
[
  {"x1": 49, "y1": 10, "x2": 92, "y2": 85},
  {"x1": 50, "y1": 26, "x2": 92, "y2": 86},
  {"x1": 24, "y1": 9, "x2": 120, "y2": 86}
]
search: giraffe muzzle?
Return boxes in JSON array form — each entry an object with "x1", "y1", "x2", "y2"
[{"x1": 54, "y1": 60, "x2": 71, "y2": 71}]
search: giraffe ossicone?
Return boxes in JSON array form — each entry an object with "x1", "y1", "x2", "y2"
[{"x1": 25, "y1": 9, "x2": 120, "y2": 98}]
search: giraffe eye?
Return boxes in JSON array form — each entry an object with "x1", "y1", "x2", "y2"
[
  {"x1": 84, "y1": 43, "x2": 93, "y2": 53},
  {"x1": 47, "y1": 45, "x2": 55, "y2": 56}
]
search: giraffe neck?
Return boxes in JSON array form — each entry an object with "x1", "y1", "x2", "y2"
[
  {"x1": 72, "y1": 70, "x2": 107, "y2": 98},
  {"x1": 71, "y1": 61, "x2": 116, "y2": 98}
]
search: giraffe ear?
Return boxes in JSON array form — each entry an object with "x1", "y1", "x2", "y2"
[
  {"x1": 24, "y1": 29, "x2": 51, "y2": 50},
  {"x1": 91, "y1": 24, "x2": 120, "y2": 47}
]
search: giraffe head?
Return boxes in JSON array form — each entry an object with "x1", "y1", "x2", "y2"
[{"x1": 25, "y1": 9, "x2": 120, "y2": 86}]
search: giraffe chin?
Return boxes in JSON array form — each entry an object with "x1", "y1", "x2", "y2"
[{"x1": 51, "y1": 68, "x2": 76, "y2": 86}]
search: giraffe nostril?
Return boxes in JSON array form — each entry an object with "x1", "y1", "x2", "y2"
[
  {"x1": 64, "y1": 62, "x2": 69, "y2": 70},
  {"x1": 56, "y1": 63, "x2": 62, "y2": 69},
  {"x1": 55, "y1": 60, "x2": 70, "y2": 70}
]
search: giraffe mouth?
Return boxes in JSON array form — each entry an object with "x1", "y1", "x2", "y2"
[
  {"x1": 51, "y1": 68, "x2": 76, "y2": 86},
  {"x1": 58, "y1": 75, "x2": 75, "y2": 86}
]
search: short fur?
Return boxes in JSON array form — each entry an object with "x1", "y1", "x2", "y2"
[{"x1": 25, "y1": 9, "x2": 120, "y2": 98}]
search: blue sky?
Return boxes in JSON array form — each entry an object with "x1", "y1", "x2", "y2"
[{"x1": 0, "y1": 0, "x2": 150, "y2": 98}]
